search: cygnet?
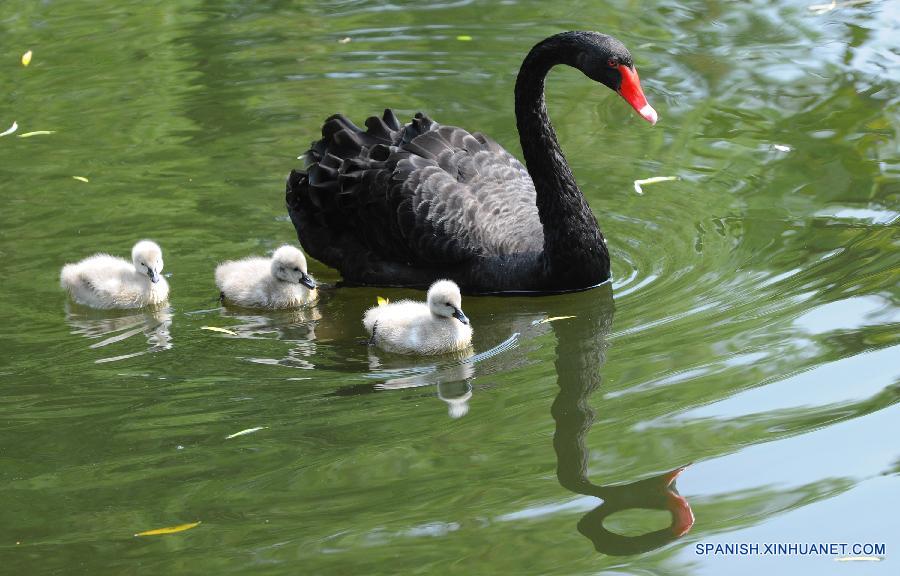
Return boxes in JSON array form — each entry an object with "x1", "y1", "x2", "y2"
[
  {"x1": 363, "y1": 279, "x2": 472, "y2": 355},
  {"x1": 215, "y1": 245, "x2": 317, "y2": 309},
  {"x1": 60, "y1": 240, "x2": 169, "y2": 309}
]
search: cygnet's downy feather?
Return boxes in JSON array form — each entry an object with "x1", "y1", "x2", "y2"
[
  {"x1": 363, "y1": 279, "x2": 472, "y2": 355},
  {"x1": 60, "y1": 240, "x2": 169, "y2": 309},
  {"x1": 215, "y1": 245, "x2": 318, "y2": 309}
]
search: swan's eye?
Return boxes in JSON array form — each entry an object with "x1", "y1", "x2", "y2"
[
  {"x1": 293, "y1": 267, "x2": 300, "y2": 272},
  {"x1": 607, "y1": 58, "x2": 617, "y2": 68}
]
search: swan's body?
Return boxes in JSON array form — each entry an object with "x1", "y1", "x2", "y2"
[
  {"x1": 215, "y1": 245, "x2": 318, "y2": 309},
  {"x1": 60, "y1": 240, "x2": 168, "y2": 309},
  {"x1": 287, "y1": 31, "x2": 657, "y2": 293},
  {"x1": 364, "y1": 280, "x2": 472, "y2": 355}
]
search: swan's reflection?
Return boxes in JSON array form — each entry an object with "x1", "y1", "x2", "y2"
[
  {"x1": 548, "y1": 285, "x2": 694, "y2": 555},
  {"x1": 373, "y1": 356, "x2": 476, "y2": 418},
  {"x1": 218, "y1": 305, "x2": 321, "y2": 340},
  {"x1": 218, "y1": 305, "x2": 321, "y2": 369},
  {"x1": 64, "y1": 302, "x2": 172, "y2": 363},
  {"x1": 437, "y1": 380, "x2": 473, "y2": 419},
  {"x1": 336, "y1": 283, "x2": 694, "y2": 552}
]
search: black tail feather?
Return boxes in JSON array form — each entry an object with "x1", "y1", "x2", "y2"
[{"x1": 286, "y1": 108, "x2": 427, "y2": 270}]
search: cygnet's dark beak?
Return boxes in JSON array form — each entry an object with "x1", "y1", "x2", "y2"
[
  {"x1": 452, "y1": 307, "x2": 469, "y2": 325},
  {"x1": 148, "y1": 269, "x2": 160, "y2": 284},
  {"x1": 299, "y1": 274, "x2": 317, "y2": 290}
]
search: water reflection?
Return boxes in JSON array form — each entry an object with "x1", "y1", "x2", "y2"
[
  {"x1": 436, "y1": 380, "x2": 473, "y2": 419},
  {"x1": 219, "y1": 305, "x2": 322, "y2": 369},
  {"x1": 374, "y1": 357, "x2": 476, "y2": 418},
  {"x1": 63, "y1": 302, "x2": 173, "y2": 363},
  {"x1": 218, "y1": 305, "x2": 322, "y2": 339},
  {"x1": 358, "y1": 283, "x2": 695, "y2": 552},
  {"x1": 547, "y1": 285, "x2": 694, "y2": 554}
]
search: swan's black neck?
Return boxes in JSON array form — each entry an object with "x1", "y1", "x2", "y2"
[{"x1": 515, "y1": 33, "x2": 611, "y2": 287}]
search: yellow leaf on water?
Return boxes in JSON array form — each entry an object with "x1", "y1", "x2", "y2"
[
  {"x1": 17, "y1": 130, "x2": 55, "y2": 138},
  {"x1": 376, "y1": 296, "x2": 389, "y2": 306},
  {"x1": 135, "y1": 521, "x2": 201, "y2": 537},
  {"x1": 21, "y1": 50, "x2": 32, "y2": 66},
  {"x1": 225, "y1": 426, "x2": 266, "y2": 439},
  {"x1": 72, "y1": 176, "x2": 89, "y2": 183},
  {"x1": 456, "y1": 35, "x2": 473, "y2": 41},
  {"x1": 201, "y1": 326, "x2": 237, "y2": 336},
  {"x1": 337, "y1": 37, "x2": 351, "y2": 44},
  {"x1": 539, "y1": 316, "x2": 576, "y2": 324}
]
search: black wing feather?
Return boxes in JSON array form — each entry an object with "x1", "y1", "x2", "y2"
[{"x1": 286, "y1": 109, "x2": 542, "y2": 280}]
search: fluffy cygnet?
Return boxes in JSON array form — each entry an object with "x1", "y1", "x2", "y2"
[
  {"x1": 215, "y1": 245, "x2": 318, "y2": 309},
  {"x1": 363, "y1": 280, "x2": 473, "y2": 355},
  {"x1": 60, "y1": 240, "x2": 169, "y2": 309}
]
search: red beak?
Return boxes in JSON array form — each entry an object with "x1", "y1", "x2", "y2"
[{"x1": 617, "y1": 64, "x2": 658, "y2": 125}]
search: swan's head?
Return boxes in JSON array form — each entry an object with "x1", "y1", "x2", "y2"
[
  {"x1": 271, "y1": 245, "x2": 316, "y2": 289},
  {"x1": 132, "y1": 240, "x2": 164, "y2": 283},
  {"x1": 427, "y1": 280, "x2": 468, "y2": 325},
  {"x1": 564, "y1": 31, "x2": 658, "y2": 125}
]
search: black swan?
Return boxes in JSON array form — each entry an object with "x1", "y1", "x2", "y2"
[{"x1": 286, "y1": 31, "x2": 657, "y2": 293}]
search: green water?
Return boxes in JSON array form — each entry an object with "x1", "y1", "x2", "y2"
[{"x1": 1, "y1": 1, "x2": 898, "y2": 574}]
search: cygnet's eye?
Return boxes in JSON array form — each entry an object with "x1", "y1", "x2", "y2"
[{"x1": 293, "y1": 267, "x2": 300, "y2": 272}]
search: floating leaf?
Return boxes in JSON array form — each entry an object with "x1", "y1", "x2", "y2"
[
  {"x1": 72, "y1": 176, "x2": 89, "y2": 183},
  {"x1": 135, "y1": 521, "x2": 201, "y2": 537},
  {"x1": 376, "y1": 296, "x2": 389, "y2": 306},
  {"x1": 225, "y1": 426, "x2": 266, "y2": 439},
  {"x1": 456, "y1": 35, "x2": 473, "y2": 41},
  {"x1": 17, "y1": 130, "x2": 55, "y2": 138},
  {"x1": 0, "y1": 121, "x2": 17, "y2": 137},
  {"x1": 337, "y1": 37, "x2": 351, "y2": 44},
  {"x1": 21, "y1": 50, "x2": 32, "y2": 66},
  {"x1": 633, "y1": 176, "x2": 678, "y2": 195},
  {"x1": 201, "y1": 326, "x2": 237, "y2": 335},
  {"x1": 539, "y1": 315, "x2": 576, "y2": 324}
]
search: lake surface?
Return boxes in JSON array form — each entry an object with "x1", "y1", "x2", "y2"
[{"x1": 1, "y1": 1, "x2": 898, "y2": 574}]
